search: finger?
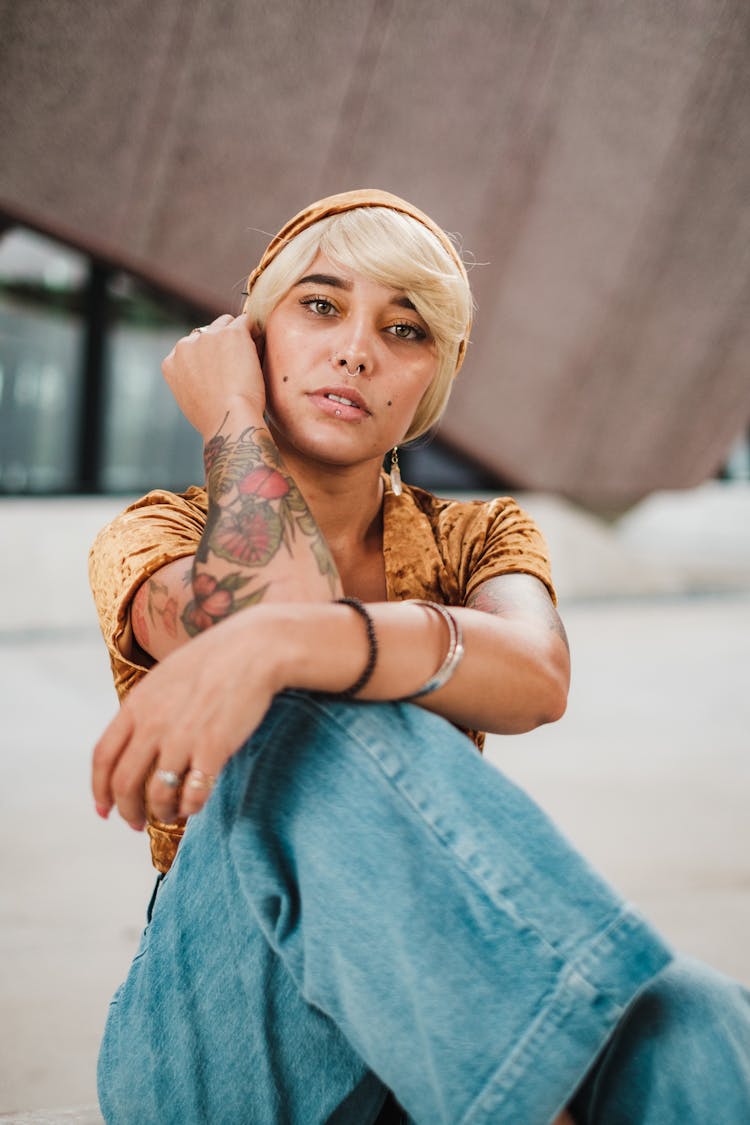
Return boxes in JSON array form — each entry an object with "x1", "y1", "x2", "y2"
[
  {"x1": 235, "y1": 314, "x2": 263, "y2": 348},
  {"x1": 91, "y1": 707, "x2": 134, "y2": 815},
  {"x1": 172, "y1": 314, "x2": 234, "y2": 353},
  {"x1": 202, "y1": 313, "x2": 235, "y2": 332},
  {"x1": 109, "y1": 733, "x2": 161, "y2": 830},
  {"x1": 232, "y1": 312, "x2": 252, "y2": 332},
  {"x1": 147, "y1": 763, "x2": 186, "y2": 822},
  {"x1": 179, "y1": 766, "x2": 218, "y2": 818}
]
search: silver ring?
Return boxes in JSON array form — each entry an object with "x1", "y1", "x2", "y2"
[
  {"x1": 186, "y1": 768, "x2": 217, "y2": 791},
  {"x1": 155, "y1": 768, "x2": 182, "y2": 789},
  {"x1": 190, "y1": 325, "x2": 208, "y2": 335}
]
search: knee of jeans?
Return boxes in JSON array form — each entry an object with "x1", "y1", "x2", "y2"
[{"x1": 273, "y1": 691, "x2": 457, "y2": 770}]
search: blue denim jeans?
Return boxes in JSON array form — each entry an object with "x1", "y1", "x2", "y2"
[{"x1": 97, "y1": 693, "x2": 750, "y2": 1123}]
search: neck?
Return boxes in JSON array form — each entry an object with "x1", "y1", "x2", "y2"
[{"x1": 272, "y1": 434, "x2": 386, "y2": 551}]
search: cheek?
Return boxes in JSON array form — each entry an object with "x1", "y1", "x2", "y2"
[
  {"x1": 402, "y1": 365, "x2": 436, "y2": 409},
  {"x1": 263, "y1": 324, "x2": 317, "y2": 382},
  {"x1": 384, "y1": 382, "x2": 431, "y2": 438},
  {"x1": 262, "y1": 338, "x2": 294, "y2": 401}
]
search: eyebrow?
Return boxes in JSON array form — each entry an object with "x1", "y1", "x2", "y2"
[
  {"x1": 294, "y1": 273, "x2": 417, "y2": 311},
  {"x1": 295, "y1": 273, "x2": 351, "y2": 290}
]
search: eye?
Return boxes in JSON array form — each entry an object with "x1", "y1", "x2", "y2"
[
  {"x1": 300, "y1": 296, "x2": 337, "y2": 317},
  {"x1": 386, "y1": 321, "x2": 427, "y2": 342}
]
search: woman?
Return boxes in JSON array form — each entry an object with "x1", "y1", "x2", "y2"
[{"x1": 90, "y1": 190, "x2": 750, "y2": 1124}]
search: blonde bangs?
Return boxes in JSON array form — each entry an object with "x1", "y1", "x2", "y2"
[{"x1": 243, "y1": 207, "x2": 473, "y2": 441}]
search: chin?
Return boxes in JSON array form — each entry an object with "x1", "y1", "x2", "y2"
[{"x1": 270, "y1": 414, "x2": 382, "y2": 466}]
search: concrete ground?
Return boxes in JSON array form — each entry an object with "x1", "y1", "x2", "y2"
[{"x1": 1, "y1": 486, "x2": 748, "y2": 1115}]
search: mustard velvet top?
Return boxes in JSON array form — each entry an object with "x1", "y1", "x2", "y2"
[{"x1": 89, "y1": 475, "x2": 555, "y2": 872}]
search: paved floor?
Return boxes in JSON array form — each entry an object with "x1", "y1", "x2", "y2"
[{"x1": 1, "y1": 488, "x2": 748, "y2": 1114}]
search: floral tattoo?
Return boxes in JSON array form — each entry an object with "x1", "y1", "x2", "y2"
[
  {"x1": 181, "y1": 570, "x2": 269, "y2": 637},
  {"x1": 147, "y1": 577, "x2": 179, "y2": 638},
  {"x1": 182, "y1": 419, "x2": 337, "y2": 635}
]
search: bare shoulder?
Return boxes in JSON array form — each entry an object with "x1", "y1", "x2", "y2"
[{"x1": 466, "y1": 573, "x2": 569, "y2": 651}]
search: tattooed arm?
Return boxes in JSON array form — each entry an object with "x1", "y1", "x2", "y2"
[
  {"x1": 132, "y1": 315, "x2": 341, "y2": 661},
  {"x1": 96, "y1": 320, "x2": 569, "y2": 823},
  {"x1": 185, "y1": 418, "x2": 338, "y2": 631},
  {"x1": 95, "y1": 571, "x2": 570, "y2": 826}
]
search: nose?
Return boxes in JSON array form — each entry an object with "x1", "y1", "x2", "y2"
[
  {"x1": 329, "y1": 306, "x2": 376, "y2": 376},
  {"x1": 333, "y1": 352, "x2": 366, "y2": 377}
]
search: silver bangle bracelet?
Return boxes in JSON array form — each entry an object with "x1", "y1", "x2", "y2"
[{"x1": 401, "y1": 599, "x2": 465, "y2": 699}]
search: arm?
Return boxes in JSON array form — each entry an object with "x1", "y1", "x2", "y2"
[
  {"x1": 133, "y1": 315, "x2": 341, "y2": 661},
  {"x1": 95, "y1": 318, "x2": 567, "y2": 825},
  {"x1": 93, "y1": 573, "x2": 569, "y2": 828}
]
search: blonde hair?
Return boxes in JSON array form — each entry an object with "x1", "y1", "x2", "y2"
[{"x1": 242, "y1": 207, "x2": 473, "y2": 442}]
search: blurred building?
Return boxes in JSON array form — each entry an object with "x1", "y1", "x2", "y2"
[{"x1": 1, "y1": 0, "x2": 749, "y2": 509}]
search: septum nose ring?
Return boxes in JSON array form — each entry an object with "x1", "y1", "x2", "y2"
[{"x1": 335, "y1": 355, "x2": 364, "y2": 376}]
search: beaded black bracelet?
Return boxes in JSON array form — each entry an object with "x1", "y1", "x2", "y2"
[{"x1": 335, "y1": 597, "x2": 378, "y2": 698}]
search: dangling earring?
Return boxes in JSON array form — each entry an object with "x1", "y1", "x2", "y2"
[{"x1": 389, "y1": 446, "x2": 403, "y2": 496}]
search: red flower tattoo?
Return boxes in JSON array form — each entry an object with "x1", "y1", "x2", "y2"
[
  {"x1": 181, "y1": 568, "x2": 269, "y2": 636},
  {"x1": 198, "y1": 588, "x2": 233, "y2": 617},
  {"x1": 238, "y1": 466, "x2": 290, "y2": 500},
  {"x1": 212, "y1": 505, "x2": 282, "y2": 567},
  {"x1": 183, "y1": 603, "x2": 214, "y2": 634},
  {"x1": 193, "y1": 573, "x2": 218, "y2": 600}
]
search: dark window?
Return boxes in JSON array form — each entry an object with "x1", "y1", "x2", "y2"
[
  {"x1": 0, "y1": 224, "x2": 207, "y2": 494},
  {"x1": 100, "y1": 273, "x2": 203, "y2": 492},
  {"x1": 0, "y1": 222, "x2": 507, "y2": 496},
  {"x1": 0, "y1": 228, "x2": 87, "y2": 491}
]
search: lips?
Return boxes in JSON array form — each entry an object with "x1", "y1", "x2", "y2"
[{"x1": 310, "y1": 384, "x2": 371, "y2": 415}]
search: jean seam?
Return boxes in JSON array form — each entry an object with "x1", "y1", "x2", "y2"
[
  {"x1": 283, "y1": 692, "x2": 623, "y2": 977},
  {"x1": 456, "y1": 965, "x2": 601, "y2": 1125},
  {"x1": 236, "y1": 694, "x2": 671, "y2": 1125},
  {"x1": 457, "y1": 907, "x2": 668, "y2": 1125},
  {"x1": 279, "y1": 695, "x2": 676, "y2": 1125}
]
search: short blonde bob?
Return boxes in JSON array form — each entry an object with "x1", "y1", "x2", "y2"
[{"x1": 242, "y1": 206, "x2": 473, "y2": 443}]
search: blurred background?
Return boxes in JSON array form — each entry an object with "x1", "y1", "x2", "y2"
[{"x1": 1, "y1": 0, "x2": 748, "y2": 1116}]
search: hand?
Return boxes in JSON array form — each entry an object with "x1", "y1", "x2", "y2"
[
  {"x1": 92, "y1": 608, "x2": 281, "y2": 829},
  {"x1": 162, "y1": 313, "x2": 266, "y2": 439}
]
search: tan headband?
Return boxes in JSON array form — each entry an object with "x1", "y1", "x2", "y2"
[{"x1": 244, "y1": 188, "x2": 471, "y2": 373}]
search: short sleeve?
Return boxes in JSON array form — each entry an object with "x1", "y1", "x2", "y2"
[
  {"x1": 462, "y1": 498, "x2": 556, "y2": 606},
  {"x1": 88, "y1": 486, "x2": 207, "y2": 699}
]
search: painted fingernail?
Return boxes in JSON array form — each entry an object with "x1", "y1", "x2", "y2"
[
  {"x1": 95, "y1": 804, "x2": 111, "y2": 820},
  {"x1": 128, "y1": 820, "x2": 146, "y2": 832}
]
